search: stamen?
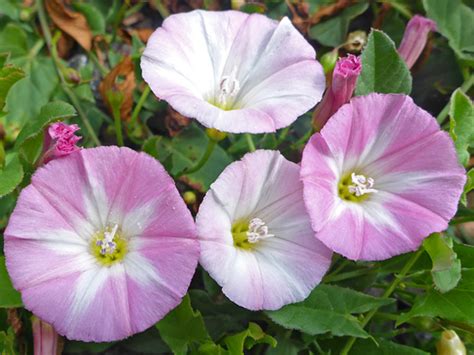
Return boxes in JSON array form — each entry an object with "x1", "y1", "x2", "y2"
[
  {"x1": 96, "y1": 224, "x2": 119, "y2": 255},
  {"x1": 348, "y1": 173, "x2": 378, "y2": 197},
  {"x1": 247, "y1": 218, "x2": 274, "y2": 244},
  {"x1": 217, "y1": 66, "x2": 240, "y2": 108}
]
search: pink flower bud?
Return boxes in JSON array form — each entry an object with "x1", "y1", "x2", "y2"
[
  {"x1": 312, "y1": 54, "x2": 362, "y2": 131},
  {"x1": 32, "y1": 317, "x2": 62, "y2": 355},
  {"x1": 41, "y1": 122, "x2": 82, "y2": 164},
  {"x1": 48, "y1": 122, "x2": 80, "y2": 140},
  {"x1": 398, "y1": 15, "x2": 437, "y2": 69}
]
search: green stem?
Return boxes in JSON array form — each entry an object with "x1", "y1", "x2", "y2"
[
  {"x1": 436, "y1": 74, "x2": 474, "y2": 124},
  {"x1": 151, "y1": 0, "x2": 170, "y2": 18},
  {"x1": 88, "y1": 52, "x2": 108, "y2": 77},
  {"x1": 112, "y1": 104, "x2": 124, "y2": 146},
  {"x1": 323, "y1": 268, "x2": 375, "y2": 283},
  {"x1": 245, "y1": 133, "x2": 256, "y2": 152},
  {"x1": 130, "y1": 85, "x2": 151, "y2": 126},
  {"x1": 176, "y1": 139, "x2": 217, "y2": 177},
  {"x1": 37, "y1": 0, "x2": 101, "y2": 146},
  {"x1": 340, "y1": 249, "x2": 424, "y2": 355}
]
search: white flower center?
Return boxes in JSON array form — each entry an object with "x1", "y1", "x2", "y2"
[
  {"x1": 217, "y1": 66, "x2": 240, "y2": 108},
  {"x1": 247, "y1": 218, "x2": 274, "y2": 244},
  {"x1": 348, "y1": 173, "x2": 378, "y2": 197},
  {"x1": 96, "y1": 224, "x2": 119, "y2": 255}
]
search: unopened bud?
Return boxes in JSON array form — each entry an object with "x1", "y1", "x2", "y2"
[
  {"x1": 183, "y1": 191, "x2": 197, "y2": 205},
  {"x1": 437, "y1": 330, "x2": 466, "y2": 355},
  {"x1": 344, "y1": 30, "x2": 367, "y2": 53},
  {"x1": 320, "y1": 50, "x2": 339, "y2": 74},
  {"x1": 206, "y1": 128, "x2": 227, "y2": 142}
]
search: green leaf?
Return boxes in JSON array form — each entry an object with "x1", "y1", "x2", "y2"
[
  {"x1": 351, "y1": 338, "x2": 429, "y2": 354},
  {"x1": 309, "y1": 2, "x2": 369, "y2": 47},
  {"x1": 398, "y1": 269, "x2": 474, "y2": 325},
  {"x1": 156, "y1": 294, "x2": 211, "y2": 355},
  {"x1": 0, "y1": 328, "x2": 17, "y2": 355},
  {"x1": 449, "y1": 89, "x2": 474, "y2": 167},
  {"x1": 15, "y1": 101, "x2": 76, "y2": 163},
  {"x1": 266, "y1": 284, "x2": 393, "y2": 338},
  {"x1": 144, "y1": 124, "x2": 232, "y2": 192},
  {"x1": 73, "y1": 2, "x2": 106, "y2": 35},
  {"x1": 355, "y1": 30, "x2": 412, "y2": 95},
  {"x1": 423, "y1": 0, "x2": 474, "y2": 61},
  {"x1": 0, "y1": 23, "x2": 28, "y2": 58},
  {"x1": 5, "y1": 57, "x2": 60, "y2": 125},
  {"x1": 0, "y1": 64, "x2": 25, "y2": 111},
  {"x1": 223, "y1": 322, "x2": 276, "y2": 354},
  {"x1": 0, "y1": 153, "x2": 23, "y2": 198},
  {"x1": 0, "y1": 256, "x2": 22, "y2": 308},
  {"x1": 460, "y1": 169, "x2": 474, "y2": 206},
  {"x1": 453, "y1": 243, "x2": 474, "y2": 269},
  {"x1": 423, "y1": 233, "x2": 461, "y2": 293}
]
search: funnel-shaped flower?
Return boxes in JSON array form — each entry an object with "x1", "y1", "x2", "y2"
[
  {"x1": 196, "y1": 150, "x2": 332, "y2": 310},
  {"x1": 42, "y1": 122, "x2": 81, "y2": 162},
  {"x1": 398, "y1": 15, "x2": 437, "y2": 69},
  {"x1": 313, "y1": 54, "x2": 361, "y2": 130},
  {"x1": 301, "y1": 94, "x2": 465, "y2": 261},
  {"x1": 5, "y1": 147, "x2": 199, "y2": 341},
  {"x1": 141, "y1": 10, "x2": 325, "y2": 134}
]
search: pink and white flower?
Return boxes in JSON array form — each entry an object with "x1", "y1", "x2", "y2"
[
  {"x1": 141, "y1": 10, "x2": 325, "y2": 133},
  {"x1": 301, "y1": 94, "x2": 465, "y2": 261},
  {"x1": 196, "y1": 150, "x2": 332, "y2": 310},
  {"x1": 5, "y1": 147, "x2": 199, "y2": 341}
]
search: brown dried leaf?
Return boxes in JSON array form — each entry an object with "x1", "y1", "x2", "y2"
[
  {"x1": 99, "y1": 57, "x2": 136, "y2": 121},
  {"x1": 165, "y1": 107, "x2": 191, "y2": 137},
  {"x1": 45, "y1": 0, "x2": 93, "y2": 51}
]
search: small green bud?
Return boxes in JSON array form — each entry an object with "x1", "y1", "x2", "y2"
[
  {"x1": 320, "y1": 50, "x2": 339, "y2": 74},
  {"x1": 183, "y1": 191, "x2": 197, "y2": 205},
  {"x1": 206, "y1": 128, "x2": 227, "y2": 142}
]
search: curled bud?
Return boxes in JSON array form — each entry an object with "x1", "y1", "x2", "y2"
[
  {"x1": 312, "y1": 54, "x2": 362, "y2": 131},
  {"x1": 32, "y1": 317, "x2": 63, "y2": 355},
  {"x1": 398, "y1": 15, "x2": 437, "y2": 69},
  {"x1": 42, "y1": 122, "x2": 82, "y2": 164},
  {"x1": 436, "y1": 330, "x2": 466, "y2": 355}
]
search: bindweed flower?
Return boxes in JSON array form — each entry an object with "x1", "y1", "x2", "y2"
[
  {"x1": 32, "y1": 317, "x2": 62, "y2": 355},
  {"x1": 196, "y1": 150, "x2": 332, "y2": 310},
  {"x1": 312, "y1": 54, "x2": 361, "y2": 131},
  {"x1": 141, "y1": 10, "x2": 325, "y2": 134},
  {"x1": 398, "y1": 15, "x2": 437, "y2": 69},
  {"x1": 301, "y1": 94, "x2": 465, "y2": 261},
  {"x1": 43, "y1": 122, "x2": 81, "y2": 162},
  {"x1": 5, "y1": 147, "x2": 199, "y2": 341}
]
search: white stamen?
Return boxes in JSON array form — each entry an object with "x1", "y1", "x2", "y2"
[
  {"x1": 217, "y1": 66, "x2": 240, "y2": 107},
  {"x1": 348, "y1": 173, "x2": 378, "y2": 197},
  {"x1": 247, "y1": 218, "x2": 274, "y2": 244},
  {"x1": 96, "y1": 224, "x2": 119, "y2": 255}
]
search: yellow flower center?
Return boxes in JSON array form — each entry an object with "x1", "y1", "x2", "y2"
[
  {"x1": 338, "y1": 172, "x2": 377, "y2": 202},
  {"x1": 90, "y1": 224, "x2": 128, "y2": 266},
  {"x1": 232, "y1": 218, "x2": 274, "y2": 250}
]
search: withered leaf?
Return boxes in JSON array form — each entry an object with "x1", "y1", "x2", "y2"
[
  {"x1": 45, "y1": 0, "x2": 93, "y2": 51},
  {"x1": 99, "y1": 57, "x2": 136, "y2": 121}
]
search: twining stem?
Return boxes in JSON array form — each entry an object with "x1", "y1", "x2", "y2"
[
  {"x1": 176, "y1": 139, "x2": 217, "y2": 177},
  {"x1": 130, "y1": 86, "x2": 151, "y2": 126},
  {"x1": 245, "y1": 133, "x2": 256, "y2": 152},
  {"x1": 340, "y1": 249, "x2": 424, "y2": 355},
  {"x1": 37, "y1": 0, "x2": 101, "y2": 146},
  {"x1": 436, "y1": 74, "x2": 474, "y2": 124}
]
